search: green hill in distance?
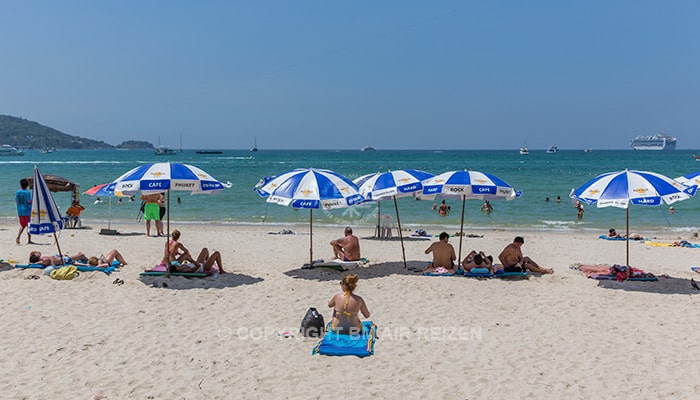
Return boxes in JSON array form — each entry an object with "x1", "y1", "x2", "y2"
[{"x1": 0, "y1": 114, "x2": 153, "y2": 149}]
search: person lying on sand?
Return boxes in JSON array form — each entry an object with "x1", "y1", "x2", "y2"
[
  {"x1": 74, "y1": 249, "x2": 127, "y2": 268},
  {"x1": 29, "y1": 251, "x2": 86, "y2": 266},
  {"x1": 169, "y1": 248, "x2": 225, "y2": 274},
  {"x1": 424, "y1": 232, "x2": 457, "y2": 274},
  {"x1": 498, "y1": 236, "x2": 553, "y2": 274}
]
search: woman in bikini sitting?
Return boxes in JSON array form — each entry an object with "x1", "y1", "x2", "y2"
[
  {"x1": 328, "y1": 274, "x2": 370, "y2": 335},
  {"x1": 162, "y1": 229, "x2": 196, "y2": 265}
]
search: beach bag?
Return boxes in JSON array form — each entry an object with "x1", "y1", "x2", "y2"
[
  {"x1": 300, "y1": 307, "x2": 325, "y2": 337},
  {"x1": 51, "y1": 265, "x2": 78, "y2": 280}
]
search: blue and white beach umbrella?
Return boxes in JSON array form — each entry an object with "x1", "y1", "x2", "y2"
[
  {"x1": 111, "y1": 162, "x2": 230, "y2": 196},
  {"x1": 259, "y1": 168, "x2": 364, "y2": 209},
  {"x1": 109, "y1": 162, "x2": 231, "y2": 275},
  {"x1": 571, "y1": 169, "x2": 696, "y2": 269},
  {"x1": 675, "y1": 170, "x2": 700, "y2": 188},
  {"x1": 258, "y1": 168, "x2": 364, "y2": 266},
  {"x1": 355, "y1": 169, "x2": 434, "y2": 268},
  {"x1": 422, "y1": 169, "x2": 519, "y2": 262},
  {"x1": 29, "y1": 165, "x2": 67, "y2": 261}
]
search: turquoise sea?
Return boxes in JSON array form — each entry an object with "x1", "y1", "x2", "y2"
[{"x1": 1, "y1": 149, "x2": 699, "y2": 233}]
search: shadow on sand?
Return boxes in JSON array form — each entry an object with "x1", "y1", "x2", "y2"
[
  {"x1": 596, "y1": 276, "x2": 700, "y2": 295},
  {"x1": 284, "y1": 260, "x2": 428, "y2": 282},
  {"x1": 138, "y1": 272, "x2": 263, "y2": 290}
]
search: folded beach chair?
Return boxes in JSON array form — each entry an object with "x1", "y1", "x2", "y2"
[{"x1": 312, "y1": 321, "x2": 377, "y2": 357}]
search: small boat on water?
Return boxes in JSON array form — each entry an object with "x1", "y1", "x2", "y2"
[
  {"x1": 546, "y1": 145, "x2": 559, "y2": 154},
  {"x1": 361, "y1": 145, "x2": 376, "y2": 151},
  {"x1": 0, "y1": 144, "x2": 25, "y2": 156},
  {"x1": 519, "y1": 146, "x2": 529, "y2": 155},
  {"x1": 195, "y1": 150, "x2": 223, "y2": 154},
  {"x1": 154, "y1": 145, "x2": 177, "y2": 155},
  {"x1": 584, "y1": 148, "x2": 593, "y2": 153},
  {"x1": 250, "y1": 137, "x2": 258, "y2": 152},
  {"x1": 693, "y1": 154, "x2": 700, "y2": 161}
]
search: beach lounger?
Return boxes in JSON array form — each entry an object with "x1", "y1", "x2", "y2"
[{"x1": 312, "y1": 321, "x2": 377, "y2": 357}]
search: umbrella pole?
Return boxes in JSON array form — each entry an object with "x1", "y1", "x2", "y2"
[
  {"x1": 107, "y1": 197, "x2": 112, "y2": 230},
  {"x1": 626, "y1": 206, "x2": 630, "y2": 278},
  {"x1": 393, "y1": 196, "x2": 407, "y2": 269},
  {"x1": 54, "y1": 233, "x2": 65, "y2": 266},
  {"x1": 376, "y1": 201, "x2": 381, "y2": 238},
  {"x1": 166, "y1": 191, "x2": 171, "y2": 278},
  {"x1": 458, "y1": 195, "x2": 466, "y2": 264},
  {"x1": 309, "y1": 209, "x2": 313, "y2": 267}
]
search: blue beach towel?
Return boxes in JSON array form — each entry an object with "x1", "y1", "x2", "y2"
[
  {"x1": 75, "y1": 261, "x2": 121, "y2": 275},
  {"x1": 494, "y1": 270, "x2": 529, "y2": 279},
  {"x1": 14, "y1": 263, "x2": 50, "y2": 269},
  {"x1": 312, "y1": 321, "x2": 377, "y2": 357},
  {"x1": 599, "y1": 235, "x2": 627, "y2": 241}
]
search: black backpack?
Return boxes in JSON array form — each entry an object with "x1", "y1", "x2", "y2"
[{"x1": 300, "y1": 307, "x2": 325, "y2": 337}]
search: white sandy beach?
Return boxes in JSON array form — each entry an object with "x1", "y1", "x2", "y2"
[{"x1": 1, "y1": 221, "x2": 700, "y2": 399}]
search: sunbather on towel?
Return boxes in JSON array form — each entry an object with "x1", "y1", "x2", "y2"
[
  {"x1": 330, "y1": 226, "x2": 361, "y2": 261},
  {"x1": 29, "y1": 251, "x2": 86, "y2": 266},
  {"x1": 424, "y1": 232, "x2": 457, "y2": 274},
  {"x1": 498, "y1": 236, "x2": 553, "y2": 274},
  {"x1": 161, "y1": 229, "x2": 197, "y2": 265},
  {"x1": 75, "y1": 249, "x2": 128, "y2": 268},
  {"x1": 462, "y1": 250, "x2": 494, "y2": 273},
  {"x1": 328, "y1": 274, "x2": 370, "y2": 335},
  {"x1": 170, "y1": 248, "x2": 225, "y2": 274}
]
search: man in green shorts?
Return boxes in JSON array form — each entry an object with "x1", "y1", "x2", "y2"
[{"x1": 140, "y1": 192, "x2": 164, "y2": 236}]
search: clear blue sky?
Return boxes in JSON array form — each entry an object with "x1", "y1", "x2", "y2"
[{"x1": 1, "y1": 1, "x2": 699, "y2": 150}]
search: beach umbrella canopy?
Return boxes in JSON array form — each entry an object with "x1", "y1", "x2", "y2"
[
  {"x1": 571, "y1": 169, "x2": 696, "y2": 270},
  {"x1": 109, "y1": 162, "x2": 231, "y2": 275},
  {"x1": 257, "y1": 168, "x2": 364, "y2": 266},
  {"x1": 422, "y1": 169, "x2": 519, "y2": 262},
  {"x1": 29, "y1": 165, "x2": 67, "y2": 262},
  {"x1": 675, "y1": 171, "x2": 700, "y2": 187},
  {"x1": 111, "y1": 162, "x2": 230, "y2": 196},
  {"x1": 355, "y1": 169, "x2": 434, "y2": 268},
  {"x1": 27, "y1": 174, "x2": 78, "y2": 193},
  {"x1": 82, "y1": 183, "x2": 129, "y2": 232}
]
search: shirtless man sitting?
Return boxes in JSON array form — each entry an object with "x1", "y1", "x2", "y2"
[
  {"x1": 424, "y1": 232, "x2": 457, "y2": 274},
  {"x1": 330, "y1": 226, "x2": 361, "y2": 261},
  {"x1": 29, "y1": 251, "x2": 87, "y2": 266},
  {"x1": 462, "y1": 250, "x2": 495, "y2": 273},
  {"x1": 498, "y1": 236, "x2": 553, "y2": 274}
]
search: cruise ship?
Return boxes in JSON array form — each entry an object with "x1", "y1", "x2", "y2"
[{"x1": 630, "y1": 133, "x2": 677, "y2": 150}]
